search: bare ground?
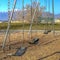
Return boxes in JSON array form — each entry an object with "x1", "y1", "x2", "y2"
[{"x1": 0, "y1": 31, "x2": 60, "y2": 60}]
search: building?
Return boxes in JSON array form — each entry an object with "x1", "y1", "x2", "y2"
[
  {"x1": 55, "y1": 19, "x2": 60, "y2": 23},
  {"x1": 0, "y1": 20, "x2": 2, "y2": 23}
]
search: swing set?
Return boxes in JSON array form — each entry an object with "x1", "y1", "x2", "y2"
[{"x1": 1, "y1": 0, "x2": 56, "y2": 56}]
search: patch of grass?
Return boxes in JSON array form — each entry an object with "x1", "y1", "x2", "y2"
[{"x1": 0, "y1": 22, "x2": 60, "y2": 30}]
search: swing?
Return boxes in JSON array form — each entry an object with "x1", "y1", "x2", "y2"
[
  {"x1": 29, "y1": 38, "x2": 39, "y2": 44},
  {"x1": 13, "y1": 46, "x2": 27, "y2": 56}
]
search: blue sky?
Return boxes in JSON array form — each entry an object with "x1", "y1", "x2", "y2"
[{"x1": 0, "y1": 0, "x2": 60, "y2": 14}]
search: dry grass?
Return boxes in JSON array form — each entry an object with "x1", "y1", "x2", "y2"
[{"x1": 0, "y1": 31, "x2": 60, "y2": 60}]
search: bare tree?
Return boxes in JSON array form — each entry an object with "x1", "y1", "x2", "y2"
[
  {"x1": 14, "y1": 1, "x2": 45, "y2": 24},
  {"x1": 25, "y1": 1, "x2": 42, "y2": 23},
  {"x1": 25, "y1": 4, "x2": 31, "y2": 23}
]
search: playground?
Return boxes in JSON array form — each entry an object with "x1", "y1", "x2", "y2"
[{"x1": 0, "y1": 0, "x2": 60, "y2": 60}]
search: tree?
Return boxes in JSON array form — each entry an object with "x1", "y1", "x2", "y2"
[
  {"x1": 25, "y1": 4, "x2": 31, "y2": 22},
  {"x1": 25, "y1": 1, "x2": 43, "y2": 24}
]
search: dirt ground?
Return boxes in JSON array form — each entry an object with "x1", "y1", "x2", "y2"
[{"x1": 0, "y1": 31, "x2": 60, "y2": 60}]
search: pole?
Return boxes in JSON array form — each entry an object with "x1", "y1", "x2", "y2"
[
  {"x1": 52, "y1": 0, "x2": 55, "y2": 34},
  {"x1": 48, "y1": 0, "x2": 50, "y2": 30},
  {"x1": 8, "y1": 0, "x2": 10, "y2": 49},
  {"x1": 30, "y1": 0, "x2": 32, "y2": 39},
  {"x1": 22, "y1": 0, "x2": 24, "y2": 42},
  {"x1": 28, "y1": 0, "x2": 39, "y2": 35},
  {"x1": 2, "y1": 0, "x2": 17, "y2": 51}
]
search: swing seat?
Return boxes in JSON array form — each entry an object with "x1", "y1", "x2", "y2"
[
  {"x1": 44, "y1": 31, "x2": 48, "y2": 34},
  {"x1": 47, "y1": 30, "x2": 51, "y2": 32},
  {"x1": 13, "y1": 46, "x2": 27, "y2": 56},
  {"x1": 29, "y1": 38, "x2": 39, "y2": 44}
]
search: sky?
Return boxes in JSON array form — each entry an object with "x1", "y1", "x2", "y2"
[{"x1": 0, "y1": 0, "x2": 60, "y2": 14}]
